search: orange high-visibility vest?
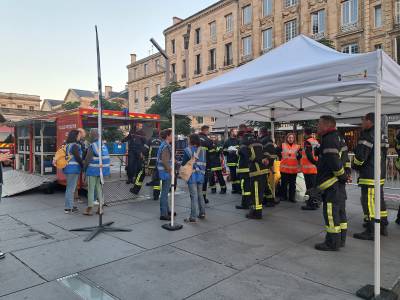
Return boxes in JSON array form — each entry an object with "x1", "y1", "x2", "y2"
[
  {"x1": 280, "y1": 143, "x2": 300, "y2": 174},
  {"x1": 301, "y1": 137, "x2": 319, "y2": 175}
]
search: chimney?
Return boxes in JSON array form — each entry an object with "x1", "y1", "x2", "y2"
[
  {"x1": 173, "y1": 17, "x2": 183, "y2": 25},
  {"x1": 130, "y1": 53, "x2": 137, "y2": 64},
  {"x1": 105, "y1": 86, "x2": 112, "y2": 99}
]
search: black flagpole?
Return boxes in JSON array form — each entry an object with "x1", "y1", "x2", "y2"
[{"x1": 70, "y1": 25, "x2": 131, "y2": 241}]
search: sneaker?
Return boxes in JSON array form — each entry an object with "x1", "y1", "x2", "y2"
[
  {"x1": 314, "y1": 242, "x2": 339, "y2": 251},
  {"x1": 93, "y1": 201, "x2": 99, "y2": 206},
  {"x1": 184, "y1": 217, "x2": 196, "y2": 223},
  {"x1": 160, "y1": 215, "x2": 171, "y2": 221},
  {"x1": 64, "y1": 209, "x2": 72, "y2": 214},
  {"x1": 72, "y1": 207, "x2": 79, "y2": 213},
  {"x1": 198, "y1": 214, "x2": 206, "y2": 220},
  {"x1": 0, "y1": 252, "x2": 5, "y2": 259}
]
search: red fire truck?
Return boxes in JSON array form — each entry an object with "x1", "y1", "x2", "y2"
[{"x1": 8, "y1": 108, "x2": 160, "y2": 196}]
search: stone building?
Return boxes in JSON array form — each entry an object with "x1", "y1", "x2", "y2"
[
  {"x1": 127, "y1": 53, "x2": 166, "y2": 113},
  {"x1": 0, "y1": 92, "x2": 42, "y2": 121},
  {"x1": 40, "y1": 99, "x2": 63, "y2": 111},
  {"x1": 130, "y1": 0, "x2": 400, "y2": 130}
]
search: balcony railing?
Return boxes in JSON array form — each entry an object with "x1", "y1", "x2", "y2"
[
  {"x1": 207, "y1": 64, "x2": 217, "y2": 71},
  {"x1": 340, "y1": 22, "x2": 359, "y2": 33},
  {"x1": 224, "y1": 58, "x2": 233, "y2": 66},
  {"x1": 312, "y1": 31, "x2": 325, "y2": 41}
]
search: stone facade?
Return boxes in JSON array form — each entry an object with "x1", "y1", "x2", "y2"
[
  {"x1": 127, "y1": 53, "x2": 166, "y2": 113},
  {"x1": 130, "y1": 0, "x2": 400, "y2": 130},
  {"x1": 0, "y1": 92, "x2": 41, "y2": 121}
]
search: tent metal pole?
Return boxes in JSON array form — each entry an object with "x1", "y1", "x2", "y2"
[
  {"x1": 171, "y1": 114, "x2": 176, "y2": 227},
  {"x1": 270, "y1": 108, "x2": 275, "y2": 143},
  {"x1": 374, "y1": 88, "x2": 382, "y2": 297}
]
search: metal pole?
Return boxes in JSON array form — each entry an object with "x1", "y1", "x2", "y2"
[
  {"x1": 40, "y1": 123, "x2": 44, "y2": 176},
  {"x1": 271, "y1": 108, "x2": 275, "y2": 143},
  {"x1": 171, "y1": 114, "x2": 176, "y2": 227},
  {"x1": 374, "y1": 88, "x2": 382, "y2": 297}
]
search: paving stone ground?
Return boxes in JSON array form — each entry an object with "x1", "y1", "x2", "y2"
[{"x1": 0, "y1": 179, "x2": 399, "y2": 300}]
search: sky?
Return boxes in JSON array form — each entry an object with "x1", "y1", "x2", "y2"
[{"x1": 0, "y1": 0, "x2": 216, "y2": 100}]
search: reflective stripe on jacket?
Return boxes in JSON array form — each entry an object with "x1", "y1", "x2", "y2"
[
  {"x1": 86, "y1": 141, "x2": 111, "y2": 177},
  {"x1": 280, "y1": 143, "x2": 300, "y2": 174},
  {"x1": 301, "y1": 137, "x2": 319, "y2": 175},
  {"x1": 63, "y1": 143, "x2": 82, "y2": 174}
]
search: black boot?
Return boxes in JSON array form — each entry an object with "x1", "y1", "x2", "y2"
[
  {"x1": 381, "y1": 225, "x2": 388, "y2": 237},
  {"x1": 340, "y1": 230, "x2": 347, "y2": 248},
  {"x1": 353, "y1": 222, "x2": 374, "y2": 241},
  {"x1": 220, "y1": 187, "x2": 227, "y2": 194},
  {"x1": 301, "y1": 200, "x2": 318, "y2": 211},
  {"x1": 203, "y1": 195, "x2": 209, "y2": 204},
  {"x1": 129, "y1": 187, "x2": 139, "y2": 195},
  {"x1": 211, "y1": 188, "x2": 217, "y2": 194},
  {"x1": 315, "y1": 234, "x2": 340, "y2": 251},
  {"x1": 246, "y1": 209, "x2": 262, "y2": 220},
  {"x1": 396, "y1": 208, "x2": 400, "y2": 225}
]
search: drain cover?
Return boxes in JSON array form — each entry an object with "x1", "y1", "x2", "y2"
[{"x1": 57, "y1": 274, "x2": 115, "y2": 300}]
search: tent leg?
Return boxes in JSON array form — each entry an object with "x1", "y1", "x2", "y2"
[
  {"x1": 356, "y1": 89, "x2": 396, "y2": 300},
  {"x1": 162, "y1": 113, "x2": 183, "y2": 231}
]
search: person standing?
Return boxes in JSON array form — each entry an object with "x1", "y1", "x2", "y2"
[
  {"x1": 258, "y1": 127, "x2": 277, "y2": 207},
  {"x1": 223, "y1": 128, "x2": 241, "y2": 194},
  {"x1": 278, "y1": 133, "x2": 301, "y2": 203},
  {"x1": 0, "y1": 152, "x2": 12, "y2": 259},
  {"x1": 314, "y1": 115, "x2": 348, "y2": 251},
  {"x1": 145, "y1": 129, "x2": 162, "y2": 200},
  {"x1": 82, "y1": 129, "x2": 111, "y2": 216},
  {"x1": 74, "y1": 128, "x2": 87, "y2": 204},
  {"x1": 157, "y1": 129, "x2": 173, "y2": 220},
  {"x1": 208, "y1": 135, "x2": 227, "y2": 194},
  {"x1": 63, "y1": 130, "x2": 83, "y2": 214},
  {"x1": 353, "y1": 113, "x2": 389, "y2": 240},
  {"x1": 236, "y1": 129, "x2": 252, "y2": 210},
  {"x1": 181, "y1": 134, "x2": 207, "y2": 223},
  {"x1": 199, "y1": 125, "x2": 213, "y2": 204},
  {"x1": 395, "y1": 130, "x2": 400, "y2": 225},
  {"x1": 123, "y1": 128, "x2": 136, "y2": 184},
  {"x1": 129, "y1": 130, "x2": 149, "y2": 196}
]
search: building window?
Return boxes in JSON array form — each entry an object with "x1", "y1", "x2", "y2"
[
  {"x1": 171, "y1": 39, "x2": 176, "y2": 54},
  {"x1": 375, "y1": 44, "x2": 382, "y2": 50},
  {"x1": 195, "y1": 54, "x2": 201, "y2": 75},
  {"x1": 262, "y1": 28, "x2": 272, "y2": 51},
  {"x1": 209, "y1": 49, "x2": 216, "y2": 71},
  {"x1": 242, "y1": 36, "x2": 252, "y2": 57},
  {"x1": 133, "y1": 68, "x2": 137, "y2": 79},
  {"x1": 156, "y1": 84, "x2": 161, "y2": 95},
  {"x1": 195, "y1": 28, "x2": 201, "y2": 44},
  {"x1": 263, "y1": 0, "x2": 273, "y2": 17},
  {"x1": 155, "y1": 59, "x2": 160, "y2": 72},
  {"x1": 144, "y1": 64, "x2": 148, "y2": 76},
  {"x1": 374, "y1": 5, "x2": 382, "y2": 28},
  {"x1": 225, "y1": 14, "x2": 233, "y2": 33},
  {"x1": 182, "y1": 59, "x2": 186, "y2": 79},
  {"x1": 395, "y1": 37, "x2": 400, "y2": 64},
  {"x1": 17, "y1": 105, "x2": 23, "y2": 109},
  {"x1": 284, "y1": 0, "x2": 297, "y2": 8},
  {"x1": 134, "y1": 90, "x2": 139, "y2": 103},
  {"x1": 210, "y1": 21, "x2": 217, "y2": 41},
  {"x1": 1, "y1": 104, "x2": 6, "y2": 108},
  {"x1": 144, "y1": 87, "x2": 149, "y2": 101},
  {"x1": 285, "y1": 19, "x2": 297, "y2": 42},
  {"x1": 342, "y1": 0, "x2": 358, "y2": 26},
  {"x1": 171, "y1": 63, "x2": 176, "y2": 75},
  {"x1": 311, "y1": 10, "x2": 325, "y2": 35},
  {"x1": 342, "y1": 43, "x2": 359, "y2": 54},
  {"x1": 242, "y1": 5, "x2": 252, "y2": 25},
  {"x1": 29, "y1": 106, "x2": 34, "y2": 111},
  {"x1": 211, "y1": 117, "x2": 216, "y2": 122},
  {"x1": 225, "y1": 43, "x2": 233, "y2": 66},
  {"x1": 396, "y1": 0, "x2": 400, "y2": 24},
  {"x1": 196, "y1": 116, "x2": 203, "y2": 124}
]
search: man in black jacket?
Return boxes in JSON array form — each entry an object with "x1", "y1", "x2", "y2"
[
  {"x1": 395, "y1": 130, "x2": 400, "y2": 225},
  {"x1": 353, "y1": 113, "x2": 389, "y2": 240},
  {"x1": 0, "y1": 152, "x2": 12, "y2": 259},
  {"x1": 223, "y1": 129, "x2": 240, "y2": 194}
]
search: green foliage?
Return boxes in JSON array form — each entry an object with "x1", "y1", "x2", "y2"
[
  {"x1": 91, "y1": 99, "x2": 123, "y2": 111},
  {"x1": 146, "y1": 82, "x2": 192, "y2": 135},
  {"x1": 102, "y1": 127, "x2": 124, "y2": 143},
  {"x1": 62, "y1": 102, "x2": 80, "y2": 110},
  {"x1": 318, "y1": 38, "x2": 335, "y2": 49}
]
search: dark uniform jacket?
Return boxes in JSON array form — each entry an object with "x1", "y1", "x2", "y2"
[
  {"x1": 223, "y1": 137, "x2": 239, "y2": 167},
  {"x1": 248, "y1": 141, "x2": 269, "y2": 178},
  {"x1": 316, "y1": 130, "x2": 347, "y2": 191},
  {"x1": 148, "y1": 137, "x2": 162, "y2": 167},
  {"x1": 208, "y1": 141, "x2": 223, "y2": 170},
  {"x1": 258, "y1": 135, "x2": 276, "y2": 169},
  {"x1": 199, "y1": 133, "x2": 213, "y2": 170},
  {"x1": 123, "y1": 133, "x2": 148, "y2": 158},
  {"x1": 352, "y1": 126, "x2": 388, "y2": 186},
  {"x1": 237, "y1": 134, "x2": 252, "y2": 176}
]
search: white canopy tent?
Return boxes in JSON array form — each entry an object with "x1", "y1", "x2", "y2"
[{"x1": 169, "y1": 35, "x2": 400, "y2": 297}]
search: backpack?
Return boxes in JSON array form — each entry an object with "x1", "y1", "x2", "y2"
[{"x1": 53, "y1": 144, "x2": 71, "y2": 169}]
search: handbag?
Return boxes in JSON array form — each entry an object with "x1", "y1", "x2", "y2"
[{"x1": 179, "y1": 148, "x2": 200, "y2": 182}]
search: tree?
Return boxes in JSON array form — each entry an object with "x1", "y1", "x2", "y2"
[
  {"x1": 91, "y1": 99, "x2": 123, "y2": 111},
  {"x1": 62, "y1": 102, "x2": 80, "y2": 110},
  {"x1": 318, "y1": 38, "x2": 335, "y2": 49},
  {"x1": 146, "y1": 82, "x2": 192, "y2": 135}
]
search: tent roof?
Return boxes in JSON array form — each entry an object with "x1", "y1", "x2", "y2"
[{"x1": 172, "y1": 35, "x2": 400, "y2": 122}]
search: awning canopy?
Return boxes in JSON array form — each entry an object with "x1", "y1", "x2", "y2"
[{"x1": 172, "y1": 35, "x2": 400, "y2": 121}]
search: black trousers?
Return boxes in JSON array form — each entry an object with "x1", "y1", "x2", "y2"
[
  {"x1": 209, "y1": 170, "x2": 226, "y2": 191},
  {"x1": 202, "y1": 169, "x2": 210, "y2": 198},
  {"x1": 249, "y1": 174, "x2": 267, "y2": 217},
  {"x1": 322, "y1": 182, "x2": 347, "y2": 247},
  {"x1": 304, "y1": 174, "x2": 317, "y2": 191},
  {"x1": 152, "y1": 169, "x2": 160, "y2": 200},
  {"x1": 229, "y1": 166, "x2": 241, "y2": 192},
  {"x1": 360, "y1": 185, "x2": 388, "y2": 226},
  {"x1": 127, "y1": 154, "x2": 141, "y2": 181},
  {"x1": 240, "y1": 174, "x2": 251, "y2": 208},
  {"x1": 131, "y1": 168, "x2": 146, "y2": 195},
  {"x1": 263, "y1": 174, "x2": 275, "y2": 204},
  {"x1": 280, "y1": 173, "x2": 297, "y2": 201}
]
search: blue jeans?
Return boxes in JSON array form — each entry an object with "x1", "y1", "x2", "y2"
[
  {"x1": 188, "y1": 183, "x2": 205, "y2": 219},
  {"x1": 65, "y1": 173, "x2": 79, "y2": 209},
  {"x1": 160, "y1": 178, "x2": 171, "y2": 217}
]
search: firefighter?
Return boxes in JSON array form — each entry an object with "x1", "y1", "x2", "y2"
[
  {"x1": 246, "y1": 134, "x2": 269, "y2": 219},
  {"x1": 395, "y1": 130, "x2": 400, "y2": 225},
  {"x1": 258, "y1": 127, "x2": 277, "y2": 207},
  {"x1": 199, "y1": 125, "x2": 213, "y2": 204},
  {"x1": 314, "y1": 115, "x2": 348, "y2": 251},
  {"x1": 277, "y1": 133, "x2": 301, "y2": 203},
  {"x1": 146, "y1": 129, "x2": 162, "y2": 200},
  {"x1": 129, "y1": 129, "x2": 149, "y2": 196},
  {"x1": 122, "y1": 127, "x2": 141, "y2": 184},
  {"x1": 236, "y1": 128, "x2": 252, "y2": 210},
  {"x1": 223, "y1": 128, "x2": 241, "y2": 194},
  {"x1": 353, "y1": 113, "x2": 389, "y2": 240},
  {"x1": 300, "y1": 128, "x2": 320, "y2": 210},
  {"x1": 208, "y1": 135, "x2": 227, "y2": 194}
]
